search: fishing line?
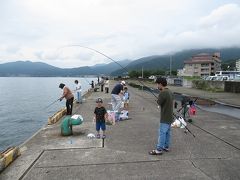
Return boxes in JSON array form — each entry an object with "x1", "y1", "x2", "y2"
[
  {"x1": 42, "y1": 98, "x2": 60, "y2": 110},
  {"x1": 11, "y1": 98, "x2": 60, "y2": 117},
  {"x1": 83, "y1": 77, "x2": 91, "y2": 84}
]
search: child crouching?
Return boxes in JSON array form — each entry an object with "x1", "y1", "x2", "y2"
[{"x1": 94, "y1": 97, "x2": 108, "y2": 139}]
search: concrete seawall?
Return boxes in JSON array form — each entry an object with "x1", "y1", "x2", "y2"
[{"x1": 1, "y1": 82, "x2": 240, "y2": 180}]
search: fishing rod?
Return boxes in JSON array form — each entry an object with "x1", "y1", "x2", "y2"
[
  {"x1": 58, "y1": 45, "x2": 125, "y2": 71},
  {"x1": 83, "y1": 77, "x2": 91, "y2": 84},
  {"x1": 177, "y1": 97, "x2": 198, "y2": 113},
  {"x1": 173, "y1": 113, "x2": 196, "y2": 138},
  {"x1": 43, "y1": 98, "x2": 60, "y2": 110}
]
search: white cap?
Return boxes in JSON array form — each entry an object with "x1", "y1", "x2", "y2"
[{"x1": 121, "y1": 81, "x2": 126, "y2": 85}]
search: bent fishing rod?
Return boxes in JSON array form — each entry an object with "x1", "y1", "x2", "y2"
[{"x1": 57, "y1": 44, "x2": 159, "y2": 99}]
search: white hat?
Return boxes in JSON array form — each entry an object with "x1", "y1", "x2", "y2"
[{"x1": 121, "y1": 81, "x2": 126, "y2": 85}]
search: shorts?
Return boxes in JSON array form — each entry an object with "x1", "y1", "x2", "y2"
[{"x1": 96, "y1": 121, "x2": 106, "y2": 131}]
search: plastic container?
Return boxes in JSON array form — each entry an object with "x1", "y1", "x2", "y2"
[{"x1": 71, "y1": 115, "x2": 83, "y2": 125}]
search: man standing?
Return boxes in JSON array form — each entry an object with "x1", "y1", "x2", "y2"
[
  {"x1": 104, "y1": 77, "x2": 109, "y2": 93},
  {"x1": 90, "y1": 80, "x2": 94, "y2": 89},
  {"x1": 74, "y1": 80, "x2": 82, "y2": 103},
  {"x1": 59, "y1": 83, "x2": 74, "y2": 115},
  {"x1": 149, "y1": 77, "x2": 173, "y2": 155},
  {"x1": 99, "y1": 77, "x2": 104, "y2": 92}
]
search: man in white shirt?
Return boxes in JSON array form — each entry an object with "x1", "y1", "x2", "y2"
[
  {"x1": 74, "y1": 80, "x2": 82, "y2": 103},
  {"x1": 104, "y1": 77, "x2": 110, "y2": 93}
]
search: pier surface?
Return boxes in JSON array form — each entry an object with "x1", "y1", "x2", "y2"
[{"x1": 1, "y1": 81, "x2": 240, "y2": 180}]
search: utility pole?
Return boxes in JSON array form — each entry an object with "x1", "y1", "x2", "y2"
[
  {"x1": 170, "y1": 55, "x2": 172, "y2": 76},
  {"x1": 141, "y1": 66, "x2": 143, "y2": 91}
]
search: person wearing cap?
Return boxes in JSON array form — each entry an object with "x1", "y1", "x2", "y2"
[
  {"x1": 94, "y1": 97, "x2": 107, "y2": 139},
  {"x1": 59, "y1": 83, "x2": 74, "y2": 115},
  {"x1": 149, "y1": 77, "x2": 173, "y2": 155},
  {"x1": 111, "y1": 81, "x2": 125, "y2": 120}
]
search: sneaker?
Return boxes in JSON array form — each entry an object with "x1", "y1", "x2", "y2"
[
  {"x1": 102, "y1": 135, "x2": 106, "y2": 139},
  {"x1": 149, "y1": 149, "x2": 163, "y2": 155},
  {"x1": 163, "y1": 148, "x2": 169, "y2": 152}
]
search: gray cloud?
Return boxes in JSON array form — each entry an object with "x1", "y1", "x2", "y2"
[{"x1": 0, "y1": 0, "x2": 240, "y2": 68}]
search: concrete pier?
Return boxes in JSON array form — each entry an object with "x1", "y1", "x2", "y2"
[{"x1": 1, "y1": 81, "x2": 240, "y2": 180}]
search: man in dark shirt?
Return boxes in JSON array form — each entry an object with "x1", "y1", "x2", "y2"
[
  {"x1": 149, "y1": 77, "x2": 173, "y2": 155},
  {"x1": 111, "y1": 81, "x2": 125, "y2": 120}
]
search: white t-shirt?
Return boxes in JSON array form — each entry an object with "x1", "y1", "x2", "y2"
[
  {"x1": 105, "y1": 80, "x2": 109, "y2": 88},
  {"x1": 75, "y1": 83, "x2": 82, "y2": 92}
]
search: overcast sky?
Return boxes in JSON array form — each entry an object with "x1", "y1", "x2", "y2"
[{"x1": 0, "y1": 0, "x2": 240, "y2": 68}]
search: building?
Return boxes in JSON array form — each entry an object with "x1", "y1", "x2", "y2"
[
  {"x1": 236, "y1": 59, "x2": 240, "y2": 71},
  {"x1": 183, "y1": 52, "x2": 221, "y2": 77}
]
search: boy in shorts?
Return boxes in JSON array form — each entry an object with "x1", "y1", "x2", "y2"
[{"x1": 94, "y1": 97, "x2": 108, "y2": 139}]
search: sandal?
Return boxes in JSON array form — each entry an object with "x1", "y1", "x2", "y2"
[
  {"x1": 149, "y1": 149, "x2": 163, "y2": 155},
  {"x1": 96, "y1": 134, "x2": 100, "y2": 139}
]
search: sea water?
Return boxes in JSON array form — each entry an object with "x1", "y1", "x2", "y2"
[{"x1": 0, "y1": 77, "x2": 97, "y2": 151}]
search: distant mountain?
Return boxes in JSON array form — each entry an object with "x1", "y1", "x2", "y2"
[
  {"x1": 111, "y1": 47, "x2": 240, "y2": 75},
  {"x1": 0, "y1": 59, "x2": 131, "y2": 77},
  {"x1": 1, "y1": 47, "x2": 239, "y2": 76},
  {"x1": 90, "y1": 59, "x2": 130, "y2": 75},
  {"x1": 0, "y1": 61, "x2": 63, "y2": 76},
  {"x1": 60, "y1": 59, "x2": 131, "y2": 76}
]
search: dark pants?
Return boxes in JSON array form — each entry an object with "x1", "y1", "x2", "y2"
[
  {"x1": 66, "y1": 97, "x2": 74, "y2": 115},
  {"x1": 105, "y1": 87, "x2": 109, "y2": 93},
  {"x1": 101, "y1": 84, "x2": 104, "y2": 92}
]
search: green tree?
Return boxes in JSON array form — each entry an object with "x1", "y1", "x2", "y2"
[
  {"x1": 143, "y1": 70, "x2": 151, "y2": 78},
  {"x1": 129, "y1": 70, "x2": 140, "y2": 78},
  {"x1": 221, "y1": 59, "x2": 237, "y2": 71}
]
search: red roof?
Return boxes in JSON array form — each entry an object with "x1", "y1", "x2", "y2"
[
  {"x1": 184, "y1": 60, "x2": 214, "y2": 64},
  {"x1": 184, "y1": 53, "x2": 221, "y2": 64}
]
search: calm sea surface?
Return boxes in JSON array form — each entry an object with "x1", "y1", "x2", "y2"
[{"x1": 0, "y1": 77, "x2": 97, "y2": 151}]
